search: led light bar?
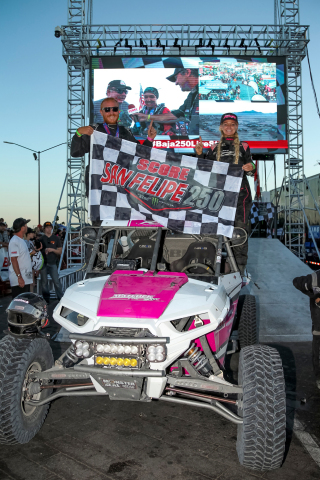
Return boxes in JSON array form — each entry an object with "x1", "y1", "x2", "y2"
[
  {"x1": 95, "y1": 355, "x2": 140, "y2": 368},
  {"x1": 95, "y1": 343, "x2": 140, "y2": 355},
  {"x1": 146, "y1": 344, "x2": 166, "y2": 363}
]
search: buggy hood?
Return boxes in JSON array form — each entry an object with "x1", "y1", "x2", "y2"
[{"x1": 97, "y1": 270, "x2": 188, "y2": 319}]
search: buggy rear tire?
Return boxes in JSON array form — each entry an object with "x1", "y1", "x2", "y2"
[
  {"x1": 238, "y1": 295, "x2": 257, "y2": 348},
  {"x1": 0, "y1": 335, "x2": 54, "y2": 445},
  {"x1": 236, "y1": 345, "x2": 286, "y2": 471}
]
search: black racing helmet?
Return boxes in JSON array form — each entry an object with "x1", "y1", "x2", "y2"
[
  {"x1": 7, "y1": 293, "x2": 49, "y2": 335},
  {"x1": 82, "y1": 226, "x2": 98, "y2": 246}
]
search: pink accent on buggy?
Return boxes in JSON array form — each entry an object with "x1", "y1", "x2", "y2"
[
  {"x1": 97, "y1": 270, "x2": 188, "y2": 319},
  {"x1": 170, "y1": 298, "x2": 238, "y2": 373},
  {"x1": 189, "y1": 299, "x2": 238, "y2": 354},
  {"x1": 128, "y1": 220, "x2": 164, "y2": 228}
]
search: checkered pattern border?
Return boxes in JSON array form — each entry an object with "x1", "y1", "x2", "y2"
[
  {"x1": 89, "y1": 131, "x2": 244, "y2": 238},
  {"x1": 250, "y1": 202, "x2": 275, "y2": 224}
]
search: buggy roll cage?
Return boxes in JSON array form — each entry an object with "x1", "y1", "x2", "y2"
[{"x1": 83, "y1": 225, "x2": 240, "y2": 281}]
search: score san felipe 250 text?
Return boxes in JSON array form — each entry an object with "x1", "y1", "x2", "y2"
[{"x1": 100, "y1": 158, "x2": 224, "y2": 212}]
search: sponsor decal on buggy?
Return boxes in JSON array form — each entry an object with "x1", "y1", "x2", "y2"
[
  {"x1": 15, "y1": 299, "x2": 29, "y2": 303},
  {"x1": 99, "y1": 378, "x2": 137, "y2": 389},
  {"x1": 110, "y1": 294, "x2": 159, "y2": 301}
]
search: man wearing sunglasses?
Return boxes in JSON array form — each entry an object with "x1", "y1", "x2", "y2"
[
  {"x1": 71, "y1": 97, "x2": 157, "y2": 199},
  {"x1": 93, "y1": 80, "x2": 132, "y2": 127}
]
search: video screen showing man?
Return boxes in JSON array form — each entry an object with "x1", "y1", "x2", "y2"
[
  {"x1": 93, "y1": 80, "x2": 132, "y2": 127},
  {"x1": 132, "y1": 87, "x2": 174, "y2": 137},
  {"x1": 134, "y1": 68, "x2": 199, "y2": 137}
]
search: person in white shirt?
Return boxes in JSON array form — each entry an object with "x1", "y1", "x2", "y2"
[{"x1": 8, "y1": 218, "x2": 33, "y2": 299}]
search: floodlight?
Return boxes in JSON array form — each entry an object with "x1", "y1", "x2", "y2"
[
  {"x1": 139, "y1": 38, "x2": 148, "y2": 53},
  {"x1": 173, "y1": 38, "x2": 181, "y2": 52},
  {"x1": 125, "y1": 39, "x2": 132, "y2": 53},
  {"x1": 254, "y1": 38, "x2": 262, "y2": 53}
]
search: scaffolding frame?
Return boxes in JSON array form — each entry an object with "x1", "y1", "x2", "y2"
[
  {"x1": 62, "y1": 0, "x2": 309, "y2": 262},
  {"x1": 279, "y1": 0, "x2": 306, "y2": 257}
]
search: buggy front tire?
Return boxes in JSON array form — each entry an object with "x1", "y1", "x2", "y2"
[
  {"x1": 0, "y1": 335, "x2": 54, "y2": 445},
  {"x1": 238, "y1": 295, "x2": 257, "y2": 348},
  {"x1": 236, "y1": 345, "x2": 286, "y2": 471}
]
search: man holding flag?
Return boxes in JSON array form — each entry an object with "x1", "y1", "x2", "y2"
[{"x1": 71, "y1": 96, "x2": 157, "y2": 198}]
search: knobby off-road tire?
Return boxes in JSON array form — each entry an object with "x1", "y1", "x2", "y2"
[
  {"x1": 236, "y1": 345, "x2": 286, "y2": 471},
  {"x1": 0, "y1": 335, "x2": 54, "y2": 445},
  {"x1": 238, "y1": 295, "x2": 257, "y2": 348}
]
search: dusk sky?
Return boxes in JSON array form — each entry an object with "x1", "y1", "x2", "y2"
[{"x1": 1, "y1": 0, "x2": 319, "y2": 227}]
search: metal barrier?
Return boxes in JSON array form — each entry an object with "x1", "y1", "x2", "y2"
[{"x1": 37, "y1": 266, "x2": 85, "y2": 299}]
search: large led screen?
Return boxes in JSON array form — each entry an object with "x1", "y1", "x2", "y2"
[{"x1": 90, "y1": 56, "x2": 287, "y2": 153}]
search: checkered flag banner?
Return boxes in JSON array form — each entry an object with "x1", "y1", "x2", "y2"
[
  {"x1": 250, "y1": 202, "x2": 275, "y2": 224},
  {"x1": 89, "y1": 131, "x2": 244, "y2": 238}
]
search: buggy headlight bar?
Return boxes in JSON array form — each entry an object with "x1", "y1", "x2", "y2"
[
  {"x1": 69, "y1": 334, "x2": 169, "y2": 344},
  {"x1": 74, "y1": 364, "x2": 165, "y2": 377}
]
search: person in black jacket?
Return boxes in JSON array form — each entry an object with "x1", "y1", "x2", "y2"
[
  {"x1": 293, "y1": 270, "x2": 320, "y2": 389},
  {"x1": 195, "y1": 113, "x2": 256, "y2": 274},
  {"x1": 71, "y1": 97, "x2": 157, "y2": 198}
]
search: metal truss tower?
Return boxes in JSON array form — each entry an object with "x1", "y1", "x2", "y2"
[
  {"x1": 60, "y1": 0, "x2": 309, "y2": 261},
  {"x1": 61, "y1": 0, "x2": 92, "y2": 267},
  {"x1": 278, "y1": 0, "x2": 306, "y2": 258}
]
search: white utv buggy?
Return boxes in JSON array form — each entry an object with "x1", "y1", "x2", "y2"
[{"x1": 0, "y1": 223, "x2": 286, "y2": 471}]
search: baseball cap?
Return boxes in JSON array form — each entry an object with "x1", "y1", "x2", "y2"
[
  {"x1": 220, "y1": 113, "x2": 238, "y2": 125},
  {"x1": 166, "y1": 68, "x2": 185, "y2": 82},
  {"x1": 107, "y1": 80, "x2": 132, "y2": 92},
  {"x1": 26, "y1": 227, "x2": 35, "y2": 235},
  {"x1": 43, "y1": 221, "x2": 53, "y2": 228},
  {"x1": 12, "y1": 218, "x2": 30, "y2": 233},
  {"x1": 144, "y1": 87, "x2": 159, "y2": 99}
]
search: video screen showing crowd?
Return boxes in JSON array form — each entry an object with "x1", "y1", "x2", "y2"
[
  {"x1": 199, "y1": 61, "x2": 276, "y2": 103},
  {"x1": 92, "y1": 68, "x2": 199, "y2": 141}
]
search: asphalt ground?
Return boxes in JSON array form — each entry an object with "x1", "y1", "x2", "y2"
[{"x1": 0, "y1": 295, "x2": 319, "y2": 480}]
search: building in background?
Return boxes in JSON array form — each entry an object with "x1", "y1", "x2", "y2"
[{"x1": 270, "y1": 173, "x2": 320, "y2": 228}]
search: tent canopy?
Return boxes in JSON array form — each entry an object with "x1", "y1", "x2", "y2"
[
  {"x1": 248, "y1": 81, "x2": 259, "y2": 93},
  {"x1": 204, "y1": 80, "x2": 228, "y2": 90},
  {"x1": 251, "y1": 94, "x2": 268, "y2": 102}
]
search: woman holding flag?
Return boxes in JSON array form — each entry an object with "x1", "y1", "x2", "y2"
[{"x1": 195, "y1": 113, "x2": 256, "y2": 274}]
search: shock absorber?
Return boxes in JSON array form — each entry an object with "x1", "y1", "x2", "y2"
[
  {"x1": 184, "y1": 343, "x2": 212, "y2": 376},
  {"x1": 54, "y1": 344, "x2": 79, "y2": 368}
]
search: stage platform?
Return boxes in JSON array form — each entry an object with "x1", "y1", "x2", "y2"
[{"x1": 245, "y1": 238, "x2": 313, "y2": 343}]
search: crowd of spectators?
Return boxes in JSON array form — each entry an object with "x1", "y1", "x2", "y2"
[
  {"x1": 0, "y1": 217, "x2": 81, "y2": 301},
  {"x1": 199, "y1": 71, "x2": 276, "y2": 102}
]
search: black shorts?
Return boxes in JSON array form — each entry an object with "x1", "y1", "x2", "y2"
[{"x1": 11, "y1": 284, "x2": 30, "y2": 300}]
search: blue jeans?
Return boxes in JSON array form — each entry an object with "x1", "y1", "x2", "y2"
[{"x1": 40, "y1": 264, "x2": 63, "y2": 302}]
